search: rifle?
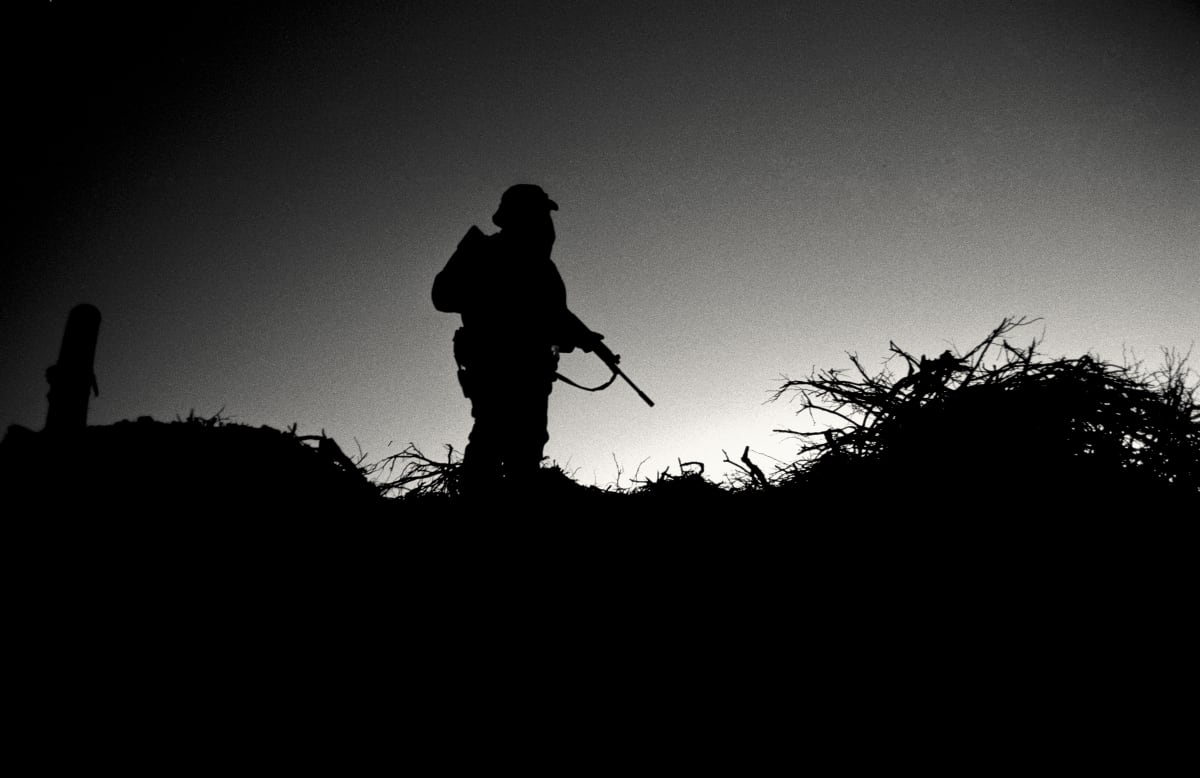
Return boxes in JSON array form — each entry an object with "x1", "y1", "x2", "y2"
[{"x1": 589, "y1": 340, "x2": 655, "y2": 408}]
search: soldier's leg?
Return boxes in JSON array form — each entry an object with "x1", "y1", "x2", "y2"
[
  {"x1": 501, "y1": 372, "x2": 554, "y2": 491},
  {"x1": 462, "y1": 386, "x2": 505, "y2": 494}
]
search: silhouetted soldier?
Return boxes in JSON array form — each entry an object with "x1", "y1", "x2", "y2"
[{"x1": 433, "y1": 184, "x2": 607, "y2": 494}]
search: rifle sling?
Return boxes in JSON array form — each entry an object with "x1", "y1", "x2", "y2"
[{"x1": 554, "y1": 369, "x2": 619, "y2": 393}]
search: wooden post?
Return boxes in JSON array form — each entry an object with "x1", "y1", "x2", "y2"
[{"x1": 45, "y1": 304, "x2": 101, "y2": 433}]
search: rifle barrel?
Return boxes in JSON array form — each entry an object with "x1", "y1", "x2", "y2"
[
  {"x1": 592, "y1": 342, "x2": 654, "y2": 407},
  {"x1": 613, "y1": 364, "x2": 655, "y2": 407}
]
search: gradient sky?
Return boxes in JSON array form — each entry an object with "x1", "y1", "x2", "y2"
[{"x1": 4, "y1": 0, "x2": 1198, "y2": 488}]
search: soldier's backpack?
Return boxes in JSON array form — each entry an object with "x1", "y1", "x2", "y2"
[{"x1": 432, "y1": 226, "x2": 490, "y2": 313}]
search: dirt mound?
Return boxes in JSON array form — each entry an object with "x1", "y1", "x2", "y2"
[{"x1": 1, "y1": 415, "x2": 379, "y2": 514}]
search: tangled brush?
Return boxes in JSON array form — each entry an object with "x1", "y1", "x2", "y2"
[{"x1": 773, "y1": 317, "x2": 1199, "y2": 505}]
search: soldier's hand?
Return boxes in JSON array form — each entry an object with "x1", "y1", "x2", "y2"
[
  {"x1": 592, "y1": 339, "x2": 620, "y2": 366},
  {"x1": 579, "y1": 331, "x2": 603, "y2": 352},
  {"x1": 585, "y1": 331, "x2": 609, "y2": 351}
]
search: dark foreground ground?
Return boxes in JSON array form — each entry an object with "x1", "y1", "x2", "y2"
[{"x1": 4, "y1": 419, "x2": 1191, "y2": 765}]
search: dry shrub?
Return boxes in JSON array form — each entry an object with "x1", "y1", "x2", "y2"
[{"x1": 773, "y1": 317, "x2": 1199, "y2": 507}]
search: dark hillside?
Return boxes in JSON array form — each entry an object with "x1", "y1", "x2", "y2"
[
  {"x1": 1, "y1": 414, "x2": 379, "y2": 515},
  {"x1": 5, "y1": 343, "x2": 1192, "y2": 750}
]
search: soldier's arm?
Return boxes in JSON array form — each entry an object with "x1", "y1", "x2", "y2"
[{"x1": 557, "y1": 310, "x2": 607, "y2": 353}]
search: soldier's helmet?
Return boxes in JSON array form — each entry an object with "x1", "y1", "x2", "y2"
[{"x1": 492, "y1": 184, "x2": 558, "y2": 228}]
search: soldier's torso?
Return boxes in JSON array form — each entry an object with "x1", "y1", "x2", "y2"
[{"x1": 461, "y1": 233, "x2": 568, "y2": 346}]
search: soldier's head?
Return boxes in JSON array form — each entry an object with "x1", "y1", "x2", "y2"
[{"x1": 493, "y1": 184, "x2": 558, "y2": 242}]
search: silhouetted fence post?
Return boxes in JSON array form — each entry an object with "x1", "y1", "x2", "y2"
[{"x1": 45, "y1": 304, "x2": 101, "y2": 433}]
